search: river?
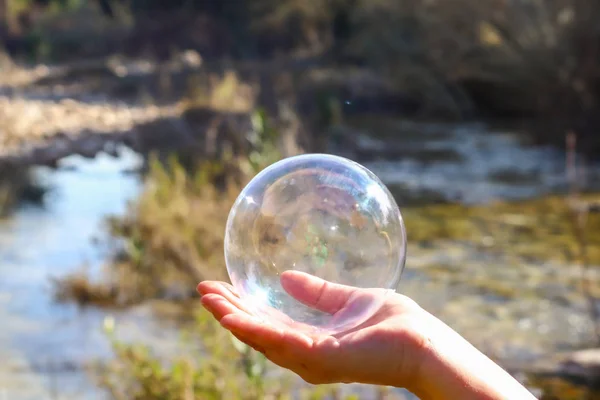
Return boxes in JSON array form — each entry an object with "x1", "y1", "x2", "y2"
[
  {"x1": 0, "y1": 148, "x2": 200, "y2": 399},
  {"x1": 0, "y1": 118, "x2": 598, "y2": 399}
]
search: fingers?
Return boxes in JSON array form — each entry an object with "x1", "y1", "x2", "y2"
[
  {"x1": 197, "y1": 281, "x2": 253, "y2": 314},
  {"x1": 199, "y1": 280, "x2": 345, "y2": 384},
  {"x1": 200, "y1": 293, "x2": 279, "y2": 355},
  {"x1": 199, "y1": 282, "x2": 314, "y2": 352},
  {"x1": 198, "y1": 281, "x2": 254, "y2": 325},
  {"x1": 221, "y1": 312, "x2": 317, "y2": 357},
  {"x1": 221, "y1": 312, "x2": 330, "y2": 379},
  {"x1": 221, "y1": 313, "x2": 313, "y2": 348},
  {"x1": 201, "y1": 293, "x2": 243, "y2": 322},
  {"x1": 230, "y1": 331, "x2": 267, "y2": 355},
  {"x1": 280, "y1": 270, "x2": 357, "y2": 314},
  {"x1": 197, "y1": 280, "x2": 237, "y2": 298}
]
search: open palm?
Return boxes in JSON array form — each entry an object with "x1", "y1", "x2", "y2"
[{"x1": 198, "y1": 271, "x2": 429, "y2": 388}]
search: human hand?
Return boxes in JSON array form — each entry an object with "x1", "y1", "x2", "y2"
[
  {"x1": 198, "y1": 271, "x2": 537, "y2": 399},
  {"x1": 197, "y1": 270, "x2": 431, "y2": 390}
]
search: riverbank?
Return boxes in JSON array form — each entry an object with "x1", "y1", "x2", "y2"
[
  {"x1": 2, "y1": 52, "x2": 600, "y2": 399},
  {"x1": 3, "y1": 50, "x2": 600, "y2": 173},
  {"x1": 2, "y1": 118, "x2": 599, "y2": 399}
]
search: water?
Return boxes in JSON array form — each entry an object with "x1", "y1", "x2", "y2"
[
  {"x1": 347, "y1": 119, "x2": 600, "y2": 344},
  {"x1": 337, "y1": 118, "x2": 583, "y2": 204},
  {"x1": 0, "y1": 120, "x2": 598, "y2": 399},
  {"x1": 0, "y1": 147, "x2": 190, "y2": 400}
]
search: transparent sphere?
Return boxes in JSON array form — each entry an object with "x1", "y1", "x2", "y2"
[{"x1": 224, "y1": 154, "x2": 407, "y2": 335}]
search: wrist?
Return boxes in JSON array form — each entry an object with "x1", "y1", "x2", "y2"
[
  {"x1": 380, "y1": 305, "x2": 444, "y2": 394},
  {"x1": 404, "y1": 317, "x2": 488, "y2": 399},
  {"x1": 405, "y1": 312, "x2": 536, "y2": 400},
  {"x1": 396, "y1": 311, "x2": 448, "y2": 398}
]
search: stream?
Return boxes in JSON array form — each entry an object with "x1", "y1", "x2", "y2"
[
  {"x1": 0, "y1": 148, "x2": 198, "y2": 399},
  {"x1": 1, "y1": 117, "x2": 599, "y2": 399}
]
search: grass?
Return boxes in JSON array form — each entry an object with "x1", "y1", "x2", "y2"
[
  {"x1": 52, "y1": 261, "x2": 159, "y2": 308},
  {"x1": 0, "y1": 166, "x2": 48, "y2": 216},
  {"x1": 8, "y1": 0, "x2": 600, "y2": 123},
  {"x1": 96, "y1": 309, "x2": 352, "y2": 400},
  {"x1": 403, "y1": 194, "x2": 600, "y2": 265},
  {"x1": 52, "y1": 155, "x2": 249, "y2": 307},
  {"x1": 25, "y1": 30, "x2": 598, "y2": 396},
  {"x1": 45, "y1": 126, "x2": 600, "y2": 399},
  {"x1": 1, "y1": 3, "x2": 595, "y2": 397},
  {"x1": 53, "y1": 271, "x2": 119, "y2": 307},
  {"x1": 53, "y1": 103, "x2": 283, "y2": 307},
  {"x1": 47, "y1": 145, "x2": 600, "y2": 399},
  {"x1": 183, "y1": 70, "x2": 257, "y2": 113},
  {"x1": 54, "y1": 156, "x2": 600, "y2": 308}
]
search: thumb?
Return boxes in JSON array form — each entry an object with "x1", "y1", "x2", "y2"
[{"x1": 280, "y1": 270, "x2": 357, "y2": 314}]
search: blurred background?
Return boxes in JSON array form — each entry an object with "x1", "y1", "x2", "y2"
[{"x1": 1, "y1": 0, "x2": 600, "y2": 399}]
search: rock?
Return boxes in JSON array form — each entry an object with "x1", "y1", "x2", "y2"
[
  {"x1": 0, "y1": 93, "x2": 261, "y2": 170},
  {"x1": 0, "y1": 93, "x2": 180, "y2": 168},
  {"x1": 530, "y1": 348, "x2": 600, "y2": 385}
]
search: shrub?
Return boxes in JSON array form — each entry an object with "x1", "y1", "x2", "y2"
[{"x1": 97, "y1": 309, "x2": 349, "y2": 400}]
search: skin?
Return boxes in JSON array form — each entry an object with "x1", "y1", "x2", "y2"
[{"x1": 198, "y1": 271, "x2": 537, "y2": 400}]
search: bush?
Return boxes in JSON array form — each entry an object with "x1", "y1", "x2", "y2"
[
  {"x1": 97, "y1": 309, "x2": 348, "y2": 400},
  {"x1": 0, "y1": 166, "x2": 47, "y2": 216},
  {"x1": 107, "y1": 155, "x2": 241, "y2": 293},
  {"x1": 53, "y1": 108, "x2": 283, "y2": 306}
]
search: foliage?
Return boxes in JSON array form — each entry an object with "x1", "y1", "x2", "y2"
[
  {"x1": 97, "y1": 309, "x2": 347, "y2": 400},
  {"x1": 6, "y1": 0, "x2": 600, "y2": 120},
  {"x1": 404, "y1": 194, "x2": 600, "y2": 265},
  {"x1": 0, "y1": 166, "x2": 47, "y2": 217},
  {"x1": 247, "y1": 108, "x2": 281, "y2": 171},
  {"x1": 7, "y1": 0, "x2": 80, "y2": 16},
  {"x1": 185, "y1": 70, "x2": 257, "y2": 113},
  {"x1": 72, "y1": 106, "x2": 379, "y2": 399},
  {"x1": 107, "y1": 153, "x2": 239, "y2": 285},
  {"x1": 51, "y1": 155, "x2": 238, "y2": 306},
  {"x1": 52, "y1": 106, "x2": 283, "y2": 306},
  {"x1": 52, "y1": 270, "x2": 120, "y2": 307}
]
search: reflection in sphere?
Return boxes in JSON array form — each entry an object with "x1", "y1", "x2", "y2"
[{"x1": 224, "y1": 154, "x2": 406, "y2": 335}]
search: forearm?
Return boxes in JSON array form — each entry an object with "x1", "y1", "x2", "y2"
[{"x1": 407, "y1": 315, "x2": 537, "y2": 400}]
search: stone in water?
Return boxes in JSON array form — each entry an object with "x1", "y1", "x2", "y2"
[{"x1": 224, "y1": 154, "x2": 406, "y2": 335}]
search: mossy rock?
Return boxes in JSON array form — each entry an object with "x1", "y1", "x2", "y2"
[{"x1": 403, "y1": 194, "x2": 600, "y2": 265}]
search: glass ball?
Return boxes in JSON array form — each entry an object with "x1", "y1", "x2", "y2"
[{"x1": 224, "y1": 154, "x2": 407, "y2": 335}]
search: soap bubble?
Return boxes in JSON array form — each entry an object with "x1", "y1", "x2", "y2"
[{"x1": 224, "y1": 154, "x2": 406, "y2": 335}]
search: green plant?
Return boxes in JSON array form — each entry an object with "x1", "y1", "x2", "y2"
[
  {"x1": 247, "y1": 108, "x2": 282, "y2": 172},
  {"x1": 97, "y1": 309, "x2": 349, "y2": 400},
  {"x1": 53, "y1": 105, "x2": 285, "y2": 307},
  {"x1": 565, "y1": 132, "x2": 600, "y2": 344},
  {"x1": 104, "y1": 154, "x2": 241, "y2": 296},
  {"x1": 0, "y1": 166, "x2": 48, "y2": 217}
]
